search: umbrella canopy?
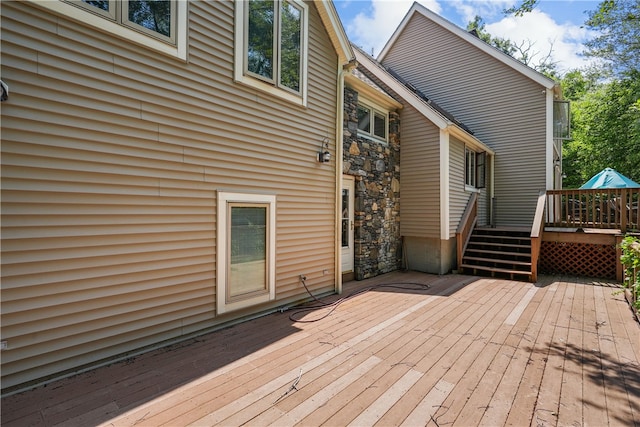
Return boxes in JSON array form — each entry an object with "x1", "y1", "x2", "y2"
[{"x1": 580, "y1": 168, "x2": 640, "y2": 189}]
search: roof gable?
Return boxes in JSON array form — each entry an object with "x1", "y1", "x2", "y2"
[{"x1": 378, "y1": 2, "x2": 556, "y2": 89}]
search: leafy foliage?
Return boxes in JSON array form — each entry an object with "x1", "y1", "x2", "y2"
[
  {"x1": 620, "y1": 235, "x2": 640, "y2": 311},
  {"x1": 562, "y1": 70, "x2": 640, "y2": 188},
  {"x1": 503, "y1": 0, "x2": 540, "y2": 17},
  {"x1": 584, "y1": 0, "x2": 640, "y2": 78}
]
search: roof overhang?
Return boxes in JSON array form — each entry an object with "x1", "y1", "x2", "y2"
[
  {"x1": 378, "y1": 3, "x2": 557, "y2": 91},
  {"x1": 315, "y1": 1, "x2": 355, "y2": 65},
  {"x1": 344, "y1": 72, "x2": 403, "y2": 110}
]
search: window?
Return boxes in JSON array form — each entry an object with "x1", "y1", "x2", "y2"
[
  {"x1": 465, "y1": 148, "x2": 486, "y2": 190},
  {"x1": 217, "y1": 192, "x2": 276, "y2": 314},
  {"x1": 235, "y1": 0, "x2": 308, "y2": 105},
  {"x1": 465, "y1": 148, "x2": 476, "y2": 188},
  {"x1": 357, "y1": 103, "x2": 388, "y2": 142},
  {"x1": 71, "y1": 0, "x2": 175, "y2": 41},
  {"x1": 37, "y1": 0, "x2": 187, "y2": 59},
  {"x1": 553, "y1": 100, "x2": 571, "y2": 140}
]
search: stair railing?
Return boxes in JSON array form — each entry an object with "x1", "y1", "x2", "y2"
[
  {"x1": 456, "y1": 192, "x2": 478, "y2": 270},
  {"x1": 530, "y1": 191, "x2": 546, "y2": 282}
]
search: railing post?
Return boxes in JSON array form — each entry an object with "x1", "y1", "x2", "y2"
[
  {"x1": 530, "y1": 191, "x2": 547, "y2": 282},
  {"x1": 456, "y1": 193, "x2": 478, "y2": 270},
  {"x1": 621, "y1": 188, "x2": 628, "y2": 233}
]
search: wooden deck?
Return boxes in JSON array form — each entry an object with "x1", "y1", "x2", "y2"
[{"x1": 2, "y1": 272, "x2": 639, "y2": 426}]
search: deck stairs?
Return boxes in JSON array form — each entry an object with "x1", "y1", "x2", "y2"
[{"x1": 460, "y1": 227, "x2": 533, "y2": 281}]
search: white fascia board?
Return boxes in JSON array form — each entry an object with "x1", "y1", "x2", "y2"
[
  {"x1": 344, "y1": 73, "x2": 403, "y2": 110},
  {"x1": 448, "y1": 126, "x2": 494, "y2": 156},
  {"x1": 378, "y1": 3, "x2": 557, "y2": 90},
  {"x1": 315, "y1": 1, "x2": 355, "y2": 65},
  {"x1": 354, "y1": 48, "x2": 449, "y2": 129}
]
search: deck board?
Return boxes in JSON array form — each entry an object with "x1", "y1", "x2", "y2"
[{"x1": 2, "y1": 272, "x2": 638, "y2": 427}]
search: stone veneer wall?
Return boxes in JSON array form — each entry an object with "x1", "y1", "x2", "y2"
[{"x1": 343, "y1": 86, "x2": 402, "y2": 280}]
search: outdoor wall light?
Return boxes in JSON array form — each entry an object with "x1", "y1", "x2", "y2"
[{"x1": 317, "y1": 138, "x2": 331, "y2": 163}]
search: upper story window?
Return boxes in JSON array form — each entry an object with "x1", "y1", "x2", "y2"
[
  {"x1": 465, "y1": 147, "x2": 486, "y2": 190},
  {"x1": 235, "y1": 0, "x2": 309, "y2": 106},
  {"x1": 69, "y1": 1, "x2": 175, "y2": 42},
  {"x1": 36, "y1": 0, "x2": 187, "y2": 59},
  {"x1": 553, "y1": 100, "x2": 571, "y2": 140},
  {"x1": 357, "y1": 102, "x2": 388, "y2": 142}
]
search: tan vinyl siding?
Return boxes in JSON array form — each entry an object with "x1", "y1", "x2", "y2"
[
  {"x1": 382, "y1": 13, "x2": 547, "y2": 226},
  {"x1": 399, "y1": 105, "x2": 441, "y2": 238},
  {"x1": 448, "y1": 137, "x2": 469, "y2": 238},
  {"x1": 1, "y1": 0, "x2": 339, "y2": 389}
]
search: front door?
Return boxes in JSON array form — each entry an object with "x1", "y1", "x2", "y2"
[{"x1": 341, "y1": 175, "x2": 355, "y2": 275}]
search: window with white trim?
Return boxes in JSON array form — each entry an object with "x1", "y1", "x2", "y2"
[
  {"x1": 465, "y1": 147, "x2": 486, "y2": 190},
  {"x1": 216, "y1": 192, "x2": 276, "y2": 314},
  {"x1": 235, "y1": 0, "x2": 308, "y2": 105},
  {"x1": 36, "y1": 1, "x2": 187, "y2": 59},
  {"x1": 69, "y1": 1, "x2": 175, "y2": 42},
  {"x1": 357, "y1": 102, "x2": 388, "y2": 142}
]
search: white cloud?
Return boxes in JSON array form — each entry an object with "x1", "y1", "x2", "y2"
[
  {"x1": 485, "y1": 10, "x2": 596, "y2": 73},
  {"x1": 450, "y1": 0, "x2": 512, "y2": 25},
  {"x1": 343, "y1": 0, "x2": 595, "y2": 73},
  {"x1": 347, "y1": 0, "x2": 441, "y2": 56}
]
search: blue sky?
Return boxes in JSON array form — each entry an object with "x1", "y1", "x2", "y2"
[{"x1": 333, "y1": 0, "x2": 602, "y2": 73}]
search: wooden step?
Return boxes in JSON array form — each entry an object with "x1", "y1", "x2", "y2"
[
  {"x1": 463, "y1": 256, "x2": 532, "y2": 267},
  {"x1": 465, "y1": 248, "x2": 531, "y2": 259},
  {"x1": 470, "y1": 234, "x2": 529, "y2": 241},
  {"x1": 467, "y1": 241, "x2": 531, "y2": 249},
  {"x1": 460, "y1": 264, "x2": 532, "y2": 276}
]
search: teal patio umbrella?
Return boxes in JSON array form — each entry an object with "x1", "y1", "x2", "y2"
[{"x1": 580, "y1": 168, "x2": 640, "y2": 189}]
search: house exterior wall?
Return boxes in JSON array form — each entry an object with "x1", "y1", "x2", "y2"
[
  {"x1": 381, "y1": 13, "x2": 548, "y2": 227},
  {"x1": 398, "y1": 105, "x2": 441, "y2": 239},
  {"x1": 396, "y1": 104, "x2": 451, "y2": 274},
  {"x1": 1, "y1": 0, "x2": 341, "y2": 391},
  {"x1": 343, "y1": 87, "x2": 401, "y2": 280},
  {"x1": 449, "y1": 136, "x2": 469, "y2": 238}
]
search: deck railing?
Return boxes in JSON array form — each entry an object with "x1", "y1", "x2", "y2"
[
  {"x1": 545, "y1": 188, "x2": 640, "y2": 233},
  {"x1": 456, "y1": 192, "x2": 477, "y2": 269}
]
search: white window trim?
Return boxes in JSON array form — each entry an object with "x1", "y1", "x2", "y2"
[
  {"x1": 357, "y1": 98, "x2": 389, "y2": 144},
  {"x1": 465, "y1": 147, "x2": 478, "y2": 192},
  {"x1": 216, "y1": 191, "x2": 276, "y2": 315},
  {"x1": 32, "y1": 0, "x2": 188, "y2": 60},
  {"x1": 234, "y1": 0, "x2": 309, "y2": 106}
]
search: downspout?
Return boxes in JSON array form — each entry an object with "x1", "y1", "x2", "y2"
[{"x1": 335, "y1": 59, "x2": 356, "y2": 295}]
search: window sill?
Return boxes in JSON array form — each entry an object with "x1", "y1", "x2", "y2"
[
  {"x1": 465, "y1": 185, "x2": 481, "y2": 193},
  {"x1": 234, "y1": 74, "x2": 307, "y2": 107},
  {"x1": 356, "y1": 133, "x2": 388, "y2": 145}
]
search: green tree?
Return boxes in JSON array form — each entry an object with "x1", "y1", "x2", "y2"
[
  {"x1": 504, "y1": 0, "x2": 540, "y2": 17},
  {"x1": 584, "y1": 0, "x2": 640, "y2": 77},
  {"x1": 563, "y1": 70, "x2": 640, "y2": 187}
]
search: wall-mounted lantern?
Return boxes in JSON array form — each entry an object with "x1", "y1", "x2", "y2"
[{"x1": 317, "y1": 138, "x2": 331, "y2": 163}]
